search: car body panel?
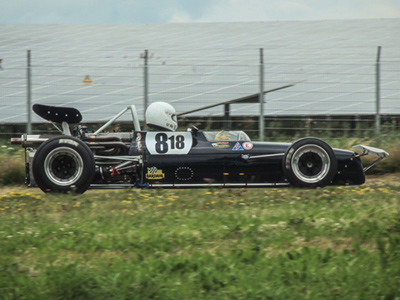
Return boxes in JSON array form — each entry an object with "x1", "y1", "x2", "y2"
[{"x1": 129, "y1": 130, "x2": 365, "y2": 186}]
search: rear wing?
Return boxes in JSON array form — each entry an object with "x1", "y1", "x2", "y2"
[{"x1": 353, "y1": 145, "x2": 389, "y2": 172}]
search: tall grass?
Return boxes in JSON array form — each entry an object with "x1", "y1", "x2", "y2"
[{"x1": 0, "y1": 145, "x2": 25, "y2": 185}]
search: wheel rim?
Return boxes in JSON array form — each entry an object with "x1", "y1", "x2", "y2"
[
  {"x1": 291, "y1": 144, "x2": 331, "y2": 184},
  {"x1": 44, "y1": 147, "x2": 84, "y2": 186}
]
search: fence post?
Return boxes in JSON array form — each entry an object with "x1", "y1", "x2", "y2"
[
  {"x1": 259, "y1": 48, "x2": 264, "y2": 141},
  {"x1": 143, "y1": 49, "x2": 149, "y2": 120},
  {"x1": 27, "y1": 50, "x2": 32, "y2": 134},
  {"x1": 375, "y1": 46, "x2": 381, "y2": 144}
]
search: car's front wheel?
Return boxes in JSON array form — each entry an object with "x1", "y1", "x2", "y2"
[
  {"x1": 32, "y1": 136, "x2": 95, "y2": 193},
  {"x1": 282, "y1": 137, "x2": 337, "y2": 187}
]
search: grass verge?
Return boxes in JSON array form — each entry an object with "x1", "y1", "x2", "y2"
[{"x1": 1, "y1": 175, "x2": 400, "y2": 299}]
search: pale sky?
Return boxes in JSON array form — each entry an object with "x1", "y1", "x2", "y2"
[{"x1": 1, "y1": 0, "x2": 400, "y2": 24}]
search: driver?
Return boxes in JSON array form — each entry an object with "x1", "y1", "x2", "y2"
[{"x1": 145, "y1": 102, "x2": 178, "y2": 131}]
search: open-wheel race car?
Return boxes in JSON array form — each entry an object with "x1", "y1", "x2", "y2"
[{"x1": 11, "y1": 102, "x2": 389, "y2": 194}]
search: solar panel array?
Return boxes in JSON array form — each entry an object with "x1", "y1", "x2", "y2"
[{"x1": 0, "y1": 20, "x2": 399, "y2": 124}]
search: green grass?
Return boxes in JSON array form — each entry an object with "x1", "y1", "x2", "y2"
[{"x1": 1, "y1": 178, "x2": 400, "y2": 299}]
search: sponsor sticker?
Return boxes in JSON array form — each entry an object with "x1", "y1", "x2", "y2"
[
  {"x1": 242, "y1": 142, "x2": 254, "y2": 150},
  {"x1": 145, "y1": 167, "x2": 165, "y2": 180},
  {"x1": 212, "y1": 141, "x2": 230, "y2": 149},
  {"x1": 232, "y1": 142, "x2": 244, "y2": 151}
]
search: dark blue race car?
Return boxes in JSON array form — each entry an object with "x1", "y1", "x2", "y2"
[{"x1": 11, "y1": 102, "x2": 389, "y2": 193}]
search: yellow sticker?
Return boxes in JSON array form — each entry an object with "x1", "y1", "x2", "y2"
[{"x1": 146, "y1": 167, "x2": 165, "y2": 180}]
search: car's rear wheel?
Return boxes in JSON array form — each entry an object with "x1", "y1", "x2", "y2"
[
  {"x1": 283, "y1": 137, "x2": 337, "y2": 187},
  {"x1": 32, "y1": 136, "x2": 95, "y2": 193}
]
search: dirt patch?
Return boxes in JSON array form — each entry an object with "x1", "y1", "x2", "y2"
[{"x1": 366, "y1": 173, "x2": 400, "y2": 187}]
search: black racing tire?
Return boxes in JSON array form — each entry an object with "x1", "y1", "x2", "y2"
[
  {"x1": 282, "y1": 137, "x2": 337, "y2": 188},
  {"x1": 32, "y1": 136, "x2": 95, "y2": 193}
]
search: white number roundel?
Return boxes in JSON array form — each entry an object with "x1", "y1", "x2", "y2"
[{"x1": 146, "y1": 132, "x2": 192, "y2": 155}]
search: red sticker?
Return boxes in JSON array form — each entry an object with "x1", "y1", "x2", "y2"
[{"x1": 243, "y1": 142, "x2": 253, "y2": 150}]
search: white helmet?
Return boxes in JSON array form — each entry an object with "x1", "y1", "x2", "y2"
[{"x1": 146, "y1": 102, "x2": 178, "y2": 131}]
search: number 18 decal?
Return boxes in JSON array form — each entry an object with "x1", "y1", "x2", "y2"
[{"x1": 146, "y1": 132, "x2": 193, "y2": 155}]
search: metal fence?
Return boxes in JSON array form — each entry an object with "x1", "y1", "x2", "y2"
[{"x1": 1, "y1": 47, "x2": 399, "y2": 142}]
